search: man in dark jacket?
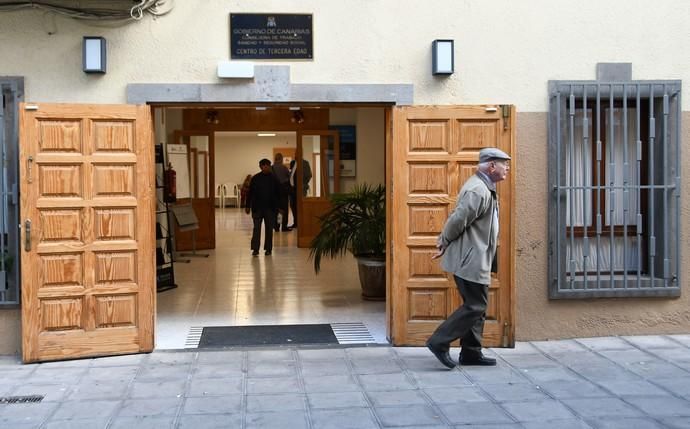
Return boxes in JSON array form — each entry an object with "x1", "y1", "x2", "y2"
[
  {"x1": 426, "y1": 147, "x2": 511, "y2": 368},
  {"x1": 245, "y1": 159, "x2": 281, "y2": 256}
]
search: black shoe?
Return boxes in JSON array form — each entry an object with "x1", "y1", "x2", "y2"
[
  {"x1": 265, "y1": 250, "x2": 272, "y2": 255},
  {"x1": 288, "y1": 224, "x2": 296, "y2": 229},
  {"x1": 282, "y1": 227, "x2": 293, "y2": 232},
  {"x1": 459, "y1": 352, "x2": 496, "y2": 366},
  {"x1": 252, "y1": 250, "x2": 259, "y2": 257},
  {"x1": 426, "y1": 343, "x2": 457, "y2": 369}
]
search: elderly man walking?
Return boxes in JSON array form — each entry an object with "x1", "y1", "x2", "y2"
[{"x1": 426, "y1": 147, "x2": 511, "y2": 368}]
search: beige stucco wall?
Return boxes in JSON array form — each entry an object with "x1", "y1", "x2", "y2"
[
  {"x1": 1, "y1": 1, "x2": 689, "y2": 111},
  {"x1": 1, "y1": 1, "x2": 690, "y2": 354},
  {"x1": 515, "y1": 112, "x2": 690, "y2": 340},
  {"x1": 0, "y1": 309, "x2": 21, "y2": 355}
]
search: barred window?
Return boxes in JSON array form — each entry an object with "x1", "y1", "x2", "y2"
[{"x1": 548, "y1": 81, "x2": 681, "y2": 298}]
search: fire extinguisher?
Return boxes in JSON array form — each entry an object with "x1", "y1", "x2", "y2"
[{"x1": 164, "y1": 162, "x2": 177, "y2": 203}]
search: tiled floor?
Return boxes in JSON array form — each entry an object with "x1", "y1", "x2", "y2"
[{"x1": 156, "y1": 208, "x2": 387, "y2": 349}]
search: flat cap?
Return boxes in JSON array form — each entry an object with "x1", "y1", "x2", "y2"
[{"x1": 478, "y1": 147, "x2": 511, "y2": 163}]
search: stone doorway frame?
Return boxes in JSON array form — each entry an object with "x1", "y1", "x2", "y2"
[{"x1": 127, "y1": 66, "x2": 413, "y2": 105}]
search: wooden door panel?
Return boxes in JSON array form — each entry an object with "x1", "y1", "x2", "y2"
[
  {"x1": 390, "y1": 105, "x2": 515, "y2": 347},
  {"x1": 20, "y1": 103, "x2": 155, "y2": 363},
  {"x1": 172, "y1": 131, "x2": 215, "y2": 251},
  {"x1": 296, "y1": 131, "x2": 339, "y2": 248}
]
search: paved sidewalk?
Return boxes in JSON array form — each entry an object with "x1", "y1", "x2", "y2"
[{"x1": 1, "y1": 335, "x2": 689, "y2": 428}]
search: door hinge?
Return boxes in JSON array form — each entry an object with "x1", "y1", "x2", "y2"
[{"x1": 500, "y1": 105, "x2": 511, "y2": 130}]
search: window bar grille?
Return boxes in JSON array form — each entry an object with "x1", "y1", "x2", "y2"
[
  {"x1": 0, "y1": 99, "x2": 4, "y2": 302},
  {"x1": 0, "y1": 80, "x2": 21, "y2": 306},
  {"x1": 596, "y1": 84, "x2": 602, "y2": 286},
  {"x1": 556, "y1": 91, "x2": 562, "y2": 290},
  {"x1": 676, "y1": 89, "x2": 682, "y2": 288},
  {"x1": 622, "y1": 84, "x2": 629, "y2": 289},
  {"x1": 582, "y1": 85, "x2": 589, "y2": 290},
  {"x1": 636, "y1": 85, "x2": 642, "y2": 289},
  {"x1": 648, "y1": 85, "x2": 656, "y2": 283},
  {"x1": 568, "y1": 90, "x2": 576, "y2": 289},
  {"x1": 551, "y1": 80, "x2": 680, "y2": 297},
  {"x1": 662, "y1": 86, "x2": 669, "y2": 287},
  {"x1": 608, "y1": 86, "x2": 615, "y2": 287}
]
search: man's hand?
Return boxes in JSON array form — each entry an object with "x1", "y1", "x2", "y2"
[{"x1": 431, "y1": 245, "x2": 445, "y2": 260}]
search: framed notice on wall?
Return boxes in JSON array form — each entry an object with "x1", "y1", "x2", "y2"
[
  {"x1": 167, "y1": 144, "x2": 190, "y2": 199},
  {"x1": 230, "y1": 13, "x2": 313, "y2": 60}
]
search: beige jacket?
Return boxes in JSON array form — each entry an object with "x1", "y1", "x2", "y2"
[{"x1": 439, "y1": 172, "x2": 498, "y2": 285}]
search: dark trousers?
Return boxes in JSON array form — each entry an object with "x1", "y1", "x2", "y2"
[
  {"x1": 251, "y1": 209, "x2": 275, "y2": 251},
  {"x1": 427, "y1": 276, "x2": 488, "y2": 357}
]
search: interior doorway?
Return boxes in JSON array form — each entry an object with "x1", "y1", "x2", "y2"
[{"x1": 153, "y1": 105, "x2": 388, "y2": 349}]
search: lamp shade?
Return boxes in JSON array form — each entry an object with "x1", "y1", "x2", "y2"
[
  {"x1": 432, "y1": 39, "x2": 454, "y2": 75},
  {"x1": 83, "y1": 36, "x2": 106, "y2": 74}
]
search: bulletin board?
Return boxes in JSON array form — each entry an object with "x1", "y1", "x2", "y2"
[{"x1": 167, "y1": 144, "x2": 190, "y2": 199}]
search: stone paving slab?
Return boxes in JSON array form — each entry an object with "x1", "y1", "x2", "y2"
[{"x1": 0, "y1": 335, "x2": 688, "y2": 428}]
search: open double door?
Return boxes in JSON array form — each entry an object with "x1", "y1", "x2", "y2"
[{"x1": 18, "y1": 103, "x2": 514, "y2": 363}]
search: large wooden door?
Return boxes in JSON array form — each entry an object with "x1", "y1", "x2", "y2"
[
  {"x1": 389, "y1": 105, "x2": 516, "y2": 347},
  {"x1": 172, "y1": 130, "x2": 215, "y2": 251},
  {"x1": 19, "y1": 103, "x2": 155, "y2": 363},
  {"x1": 296, "y1": 130, "x2": 340, "y2": 248}
]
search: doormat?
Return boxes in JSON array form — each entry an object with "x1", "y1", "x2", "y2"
[{"x1": 198, "y1": 324, "x2": 339, "y2": 348}]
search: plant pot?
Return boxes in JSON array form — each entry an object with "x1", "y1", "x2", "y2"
[{"x1": 356, "y1": 255, "x2": 386, "y2": 301}]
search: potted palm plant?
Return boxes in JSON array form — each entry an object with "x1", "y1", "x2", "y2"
[{"x1": 310, "y1": 183, "x2": 386, "y2": 300}]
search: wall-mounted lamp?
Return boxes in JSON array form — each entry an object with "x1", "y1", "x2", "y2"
[
  {"x1": 206, "y1": 110, "x2": 220, "y2": 124},
  {"x1": 83, "y1": 36, "x2": 107, "y2": 74},
  {"x1": 432, "y1": 39, "x2": 454, "y2": 75},
  {"x1": 290, "y1": 110, "x2": 305, "y2": 124}
]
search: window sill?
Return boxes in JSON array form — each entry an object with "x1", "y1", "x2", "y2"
[{"x1": 550, "y1": 276, "x2": 680, "y2": 299}]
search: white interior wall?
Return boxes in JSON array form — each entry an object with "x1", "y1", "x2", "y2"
[
  {"x1": 330, "y1": 108, "x2": 385, "y2": 192},
  {"x1": 214, "y1": 134, "x2": 296, "y2": 189},
  {"x1": 209, "y1": 107, "x2": 385, "y2": 193}
]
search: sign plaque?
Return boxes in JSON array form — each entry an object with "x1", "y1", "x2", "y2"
[{"x1": 230, "y1": 13, "x2": 313, "y2": 60}]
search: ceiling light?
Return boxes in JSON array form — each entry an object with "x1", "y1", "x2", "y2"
[
  {"x1": 291, "y1": 110, "x2": 305, "y2": 124},
  {"x1": 289, "y1": 106, "x2": 301, "y2": 111},
  {"x1": 257, "y1": 133, "x2": 276, "y2": 137},
  {"x1": 255, "y1": 107, "x2": 267, "y2": 111},
  {"x1": 206, "y1": 110, "x2": 220, "y2": 125}
]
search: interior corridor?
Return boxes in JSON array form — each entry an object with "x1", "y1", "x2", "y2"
[{"x1": 156, "y1": 208, "x2": 387, "y2": 349}]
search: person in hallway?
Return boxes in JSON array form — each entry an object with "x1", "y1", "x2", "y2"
[
  {"x1": 245, "y1": 158, "x2": 281, "y2": 256},
  {"x1": 288, "y1": 159, "x2": 298, "y2": 229},
  {"x1": 272, "y1": 153, "x2": 291, "y2": 232},
  {"x1": 301, "y1": 158, "x2": 313, "y2": 197},
  {"x1": 240, "y1": 174, "x2": 252, "y2": 208},
  {"x1": 426, "y1": 147, "x2": 511, "y2": 368},
  {"x1": 287, "y1": 158, "x2": 313, "y2": 228}
]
